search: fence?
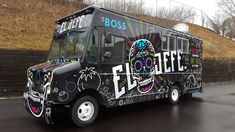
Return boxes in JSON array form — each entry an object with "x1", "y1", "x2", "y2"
[
  {"x1": 0, "y1": 50, "x2": 47, "y2": 97},
  {"x1": 0, "y1": 50, "x2": 234, "y2": 96},
  {"x1": 202, "y1": 58, "x2": 235, "y2": 82}
]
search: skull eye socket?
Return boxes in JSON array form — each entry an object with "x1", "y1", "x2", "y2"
[
  {"x1": 145, "y1": 57, "x2": 153, "y2": 68},
  {"x1": 134, "y1": 60, "x2": 142, "y2": 72}
]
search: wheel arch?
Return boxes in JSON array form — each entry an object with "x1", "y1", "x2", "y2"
[
  {"x1": 172, "y1": 81, "x2": 183, "y2": 94},
  {"x1": 71, "y1": 89, "x2": 104, "y2": 106}
]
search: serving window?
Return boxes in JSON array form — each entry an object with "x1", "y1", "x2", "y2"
[
  {"x1": 162, "y1": 34, "x2": 176, "y2": 51},
  {"x1": 177, "y1": 37, "x2": 189, "y2": 53}
]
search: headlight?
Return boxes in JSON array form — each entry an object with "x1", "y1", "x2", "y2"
[
  {"x1": 23, "y1": 92, "x2": 28, "y2": 99},
  {"x1": 43, "y1": 83, "x2": 51, "y2": 95},
  {"x1": 27, "y1": 80, "x2": 33, "y2": 89},
  {"x1": 46, "y1": 86, "x2": 51, "y2": 95},
  {"x1": 44, "y1": 74, "x2": 49, "y2": 83},
  {"x1": 27, "y1": 81, "x2": 30, "y2": 87},
  {"x1": 28, "y1": 70, "x2": 33, "y2": 80}
]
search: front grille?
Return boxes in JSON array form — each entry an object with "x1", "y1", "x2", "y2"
[
  {"x1": 30, "y1": 70, "x2": 48, "y2": 94},
  {"x1": 32, "y1": 82, "x2": 44, "y2": 94}
]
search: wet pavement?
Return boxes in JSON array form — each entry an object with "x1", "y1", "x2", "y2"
[{"x1": 1, "y1": 82, "x2": 235, "y2": 132}]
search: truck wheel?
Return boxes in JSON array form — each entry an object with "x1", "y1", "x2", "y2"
[
  {"x1": 169, "y1": 86, "x2": 180, "y2": 104},
  {"x1": 71, "y1": 96, "x2": 99, "y2": 127}
]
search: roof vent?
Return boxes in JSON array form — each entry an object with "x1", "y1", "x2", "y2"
[{"x1": 173, "y1": 23, "x2": 189, "y2": 33}]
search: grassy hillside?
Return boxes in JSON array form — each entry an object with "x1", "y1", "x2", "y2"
[
  {"x1": 0, "y1": 0, "x2": 86, "y2": 51},
  {"x1": 1, "y1": 0, "x2": 235, "y2": 59},
  {"x1": 189, "y1": 24, "x2": 235, "y2": 59}
]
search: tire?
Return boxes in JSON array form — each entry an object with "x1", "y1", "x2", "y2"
[
  {"x1": 169, "y1": 86, "x2": 180, "y2": 104},
  {"x1": 71, "y1": 96, "x2": 99, "y2": 127}
]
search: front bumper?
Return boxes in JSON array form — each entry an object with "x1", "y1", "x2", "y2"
[{"x1": 23, "y1": 91, "x2": 54, "y2": 125}]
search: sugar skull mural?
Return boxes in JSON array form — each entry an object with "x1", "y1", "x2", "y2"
[
  {"x1": 26, "y1": 70, "x2": 51, "y2": 117},
  {"x1": 129, "y1": 39, "x2": 155, "y2": 93}
]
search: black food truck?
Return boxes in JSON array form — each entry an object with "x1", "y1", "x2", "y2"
[{"x1": 23, "y1": 6, "x2": 203, "y2": 127}]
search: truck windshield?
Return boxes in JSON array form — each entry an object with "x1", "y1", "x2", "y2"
[{"x1": 48, "y1": 31, "x2": 87, "y2": 60}]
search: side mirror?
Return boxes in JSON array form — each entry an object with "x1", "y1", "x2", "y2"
[
  {"x1": 92, "y1": 34, "x2": 95, "y2": 45},
  {"x1": 105, "y1": 32, "x2": 112, "y2": 43},
  {"x1": 104, "y1": 51, "x2": 111, "y2": 58}
]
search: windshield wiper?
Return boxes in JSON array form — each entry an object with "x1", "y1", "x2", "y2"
[{"x1": 54, "y1": 30, "x2": 68, "y2": 39}]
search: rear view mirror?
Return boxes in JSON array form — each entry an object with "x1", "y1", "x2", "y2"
[
  {"x1": 105, "y1": 32, "x2": 112, "y2": 43},
  {"x1": 104, "y1": 51, "x2": 111, "y2": 58}
]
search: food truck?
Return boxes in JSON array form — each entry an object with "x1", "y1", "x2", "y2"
[{"x1": 23, "y1": 6, "x2": 203, "y2": 127}]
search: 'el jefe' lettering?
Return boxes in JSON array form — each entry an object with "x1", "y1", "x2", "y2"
[
  {"x1": 112, "y1": 51, "x2": 184, "y2": 99},
  {"x1": 59, "y1": 15, "x2": 84, "y2": 34}
]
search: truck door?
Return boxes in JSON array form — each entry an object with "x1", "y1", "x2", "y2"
[
  {"x1": 99, "y1": 33, "x2": 127, "y2": 100},
  {"x1": 81, "y1": 27, "x2": 102, "y2": 91}
]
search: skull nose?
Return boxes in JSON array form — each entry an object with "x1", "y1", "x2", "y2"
[{"x1": 143, "y1": 66, "x2": 147, "y2": 74}]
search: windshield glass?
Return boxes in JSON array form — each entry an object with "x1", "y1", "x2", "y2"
[{"x1": 48, "y1": 31, "x2": 87, "y2": 60}]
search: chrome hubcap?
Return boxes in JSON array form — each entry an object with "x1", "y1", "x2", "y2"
[
  {"x1": 172, "y1": 89, "x2": 179, "y2": 101},
  {"x1": 77, "y1": 101, "x2": 94, "y2": 121}
]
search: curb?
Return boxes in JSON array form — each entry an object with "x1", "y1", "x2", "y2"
[{"x1": 0, "y1": 96, "x2": 23, "y2": 100}]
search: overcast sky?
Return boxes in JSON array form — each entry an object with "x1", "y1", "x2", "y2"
[
  {"x1": 91, "y1": 0, "x2": 219, "y2": 26},
  {"x1": 144, "y1": 0, "x2": 219, "y2": 18},
  {"x1": 92, "y1": 0, "x2": 219, "y2": 18}
]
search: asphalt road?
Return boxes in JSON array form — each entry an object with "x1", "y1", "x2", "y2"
[{"x1": 1, "y1": 82, "x2": 235, "y2": 132}]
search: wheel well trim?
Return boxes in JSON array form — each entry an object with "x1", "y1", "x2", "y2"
[{"x1": 71, "y1": 89, "x2": 104, "y2": 106}]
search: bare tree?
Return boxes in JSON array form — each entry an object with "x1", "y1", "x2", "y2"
[
  {"x1": 98, "y1": 0, "x2": 146, "y2": 15},
  {"x1": 212, "y1": 12, "x2": 228, "y2": 36},
  {"x1": 223, "y1": 17, "x2": 235, "y2": 39},
  {"x1": 155, "y1": 6, "x2": 196, "y2": 23},
  {"x1": 217, "y1": 0, "x2": 235, "y2": 39},
  {"x1": 155, "y1": 7, "x2": 169, "y2": 18},
  {"x1": 170, "y1": 6, "x2": 196, "y2": 22},
  {"x1": 218, "y1": 0, "x2": 235, "y2": 21},
  {"x1": 201, "y1": 10, "x2": 206, "y2": 27}
]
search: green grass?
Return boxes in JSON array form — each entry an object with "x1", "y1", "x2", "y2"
[{"x1": 1, "y1": 0, "x2": 235, "y2": 59}]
